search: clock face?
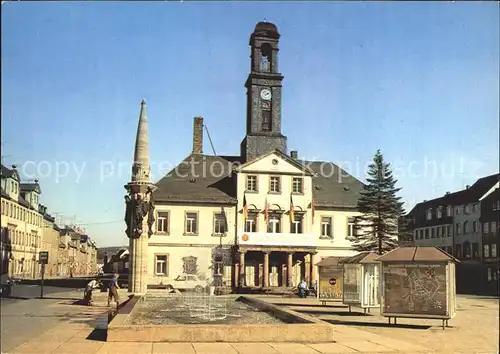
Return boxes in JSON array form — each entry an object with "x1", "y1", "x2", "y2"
[{"x1": 260, "y1": 89, "x2": 272, "y2": 101}]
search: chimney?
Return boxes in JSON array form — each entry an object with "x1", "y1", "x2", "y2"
[
  {"x1": 290, "y1": 150, "x2": 298, "y2": 159},
  {"x1": 465, "y1": 185, "x2": 470, "y2": 189},
  {"x1": 445, "y1": 192, "x2": 450, "y2": 195},
  {"x1": 192, "y1": 116, "x2": 203, "y2": 154}
]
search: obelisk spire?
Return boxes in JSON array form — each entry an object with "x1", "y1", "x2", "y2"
[{"x1": 131, "y1": 100, "x2": 151, "y2": 183}]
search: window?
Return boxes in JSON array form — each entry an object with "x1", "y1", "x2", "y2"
[
  {"x1": 491, "y1": 244, "x2": 497, "y2": 258},
  {"x1": 455, "y1": 206, "x2": 461, "y2": 215},
  {"x1": 456, "y1": 223, "x2": 461, "y2": 235},
  {"x1": 465, "y1": 204, "x2": 471, "y2": 214},
  {"x1": 472, "y1": 203, "x2": 478, "y2": 213},
  {"x1": 487, "y1": 268, "x2": 492, "y2": 282},
  {"x1": 156, "y1": 212, "x2": 169, "y2": 233},
  {"x1": 425, "y1": 228, "x2": 429, "y2": 239},
  {"x1": 290, "y1": 214, "x2": 303, "y2": 234},
  {"x1": 473, "y1": 221, "x2": 478, "y2": 233},
  {"x1": 463, "y1": 242, "x2": 471, "y2": 259},
  {"x1": 455, "y1": 244, "x2": 462, "y2": 259},
  {"x1": 262, "y1": 110, "x2": 272, "y2": 131},
  {"x1": 185, "y1": 212, "x2": 198, "y2": 235},
  {"x1": 245, "y1": 213, "x2": 257, "y2": 233},
  {"x1": 347, "y1": 217, "x2": 356, "y2": 239},
  {"x1": 155, "y1": 255, "x2": 168, "y2": 275},
  {"x1": 472, "y1": 243, "x2": 479, "y2": 259},
  {"x1": 292, "y1": 177, "x2": 303, "y2": 194},
  {"x1": 431, "y1": 228, "x2": 436, "y2": 238},
  {"x1": 269, "y1": 176, "x2": 281, "y2": 193},
  {"x1": 447, "y1": 225, "x2": 452, "y2": 237},
  {"x1": 426, "y1": 209, "x2": 432, "y2": 220},
  {"x1": 246, "y1": 175, "x2": 257, "y2": 192},
  {"x1": 484, "y1": 222, "x2": 490, "y2": 234},
  {"x1": 494, "y1": 201, "x2": 498, "y2": 211},
  {"x1": 267, "y1": 213, "x2": 281, "y2": 233},
  {"x1": 213, "y1": 213, "x2": 227, "y2": 235},
  {"x1": 463, "y1": 221, "x2": 469, "y2": 234},
  {"x1": 484, "y1": 244, "x2": 490, "y2": 258},
  {"x1": 441, "y1": 226, "x2": 446, "y2": 237},
  {"x1": 437, "y1": 227, "x2": 441, "y2": 238},
  {"x1": 446, "y1": 206, "x2": 452, "y2": 217},
  {"x1": 492, "y1": 222, "x2": 497, "y2": 233},
  {"x1": 420, "y1": 229, "x2": 424, "y2": 239},
  {"x1": 437, "y1": 208, "x2": 442, "y2": 219}
]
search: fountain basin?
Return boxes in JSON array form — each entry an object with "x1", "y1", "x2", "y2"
[{"x1": 108, "y1": 294, "x2": 334, "y2": 342}]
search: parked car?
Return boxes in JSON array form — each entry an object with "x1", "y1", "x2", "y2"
[{"x1": 165, "y1": 274, "x2": 207, "y2": 293}]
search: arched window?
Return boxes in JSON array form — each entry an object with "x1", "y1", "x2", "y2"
[{"x1": 260, "y1": 43, "x2": 272, "y2": 72}]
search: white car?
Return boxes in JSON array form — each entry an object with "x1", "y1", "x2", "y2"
[{"x1": 165, "y1": 274, "x2": 207, "y2": 293}]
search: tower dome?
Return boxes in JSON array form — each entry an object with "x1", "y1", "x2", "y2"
[{"x1": 253, "y1": 21, "x2": 280, "y2": 38}]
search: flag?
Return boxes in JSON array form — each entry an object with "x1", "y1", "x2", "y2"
[
  {"x1": 243, "y1": 194, "x2": 248, "y2": 221},
  {"x1": 311, "y1": 199, "x2": 315, "y2": 224},
  {"x1": 264, "y1": 197, "x2": 269, "y2": 224},
  {"x1": 289, "y1": 194, "x2": 295, "y2": 223}
]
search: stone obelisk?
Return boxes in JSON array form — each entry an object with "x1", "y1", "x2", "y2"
[{"x1": 124, "y1": 100, "x2": 156, "y2": 295}]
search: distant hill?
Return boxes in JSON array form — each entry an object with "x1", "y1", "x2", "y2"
[{"x1": 98, "y1": 246, "x2": 129, "y2": 261}]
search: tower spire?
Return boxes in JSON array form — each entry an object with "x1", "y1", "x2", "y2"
[{"x1": 131, "y1": 100, "x2": 151, "y2": 182}]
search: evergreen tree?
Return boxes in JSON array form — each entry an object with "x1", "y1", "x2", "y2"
[{"x1": 352, "y1": 150, "x2": 406, "y2": 254}]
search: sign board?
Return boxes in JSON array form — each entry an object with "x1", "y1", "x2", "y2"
[
  {"x1": 39, "y1": 251, "x2": 49, "y2": 265},
  {"x1": 238, "y1": 232, "x2": 315, "y2": 247},
  {"x1": 343, "y1": 264, "x2": 362, "y2": 304},
  {"x1": 382, "y1": 262, "x2": 448, "y2": 317},
  {"x1": 318, "y1": 265, "x2": 343, "y2": 299}
]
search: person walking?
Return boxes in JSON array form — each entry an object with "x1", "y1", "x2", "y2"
[{"x1": 107, "y1": 273, "x2": 120, "y2": 309}]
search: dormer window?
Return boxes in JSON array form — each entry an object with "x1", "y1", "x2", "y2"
[
  {"x1": 426, "y1": 209, "x2": 432, "y2": 220},
  {"x1": 437, "y1": 207, "x2": 442, "y2": 219}
]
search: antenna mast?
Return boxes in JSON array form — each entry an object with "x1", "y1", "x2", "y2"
[{"x1": 204, "y1": 124, "x2": 217, "y2": 156}]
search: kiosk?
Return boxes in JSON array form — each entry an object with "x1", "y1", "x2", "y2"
[
  {"x1": 316, "y1": 257, "x2": 346, "y2": 305},
  {"x1": 340, "y1": 252, "x2": 380, "y2": 313},
  {"x1": 375, "y1": 247, "x2": 459, "y2": 330}
]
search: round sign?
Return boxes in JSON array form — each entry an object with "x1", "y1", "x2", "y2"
[
  {"x1": 328, "y1": 278, "x2": 336, "y2": 286},
  {"x1": 242, "y1": 234, "x2": 249, "y2": 241}
]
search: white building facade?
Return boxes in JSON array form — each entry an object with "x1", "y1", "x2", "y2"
[{"x1": 140, "y1": 22, "x2": 365, "y2": 291}]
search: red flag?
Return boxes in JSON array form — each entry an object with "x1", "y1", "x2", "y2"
[
  {"x1": 289, "y1": 194, "x2": 295, "y2": 223},
  {"x1": 311, "y1": 199, "x2": 315, "y2": 224},
  {"x1": 243, "y1": 193, "x2": 248, "y2": 220}
]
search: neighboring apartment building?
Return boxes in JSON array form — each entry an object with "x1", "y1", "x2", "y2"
[
  {"x1": 138, "y1": 22, "x2": 368, "y2": 291},
  {"x1": 40, "y1": 204, "x2": 61, "y2": 277},
  {"x1": 407, "y1": 173, "x2": 500, "y2": 293},
  {"x1": 1, "y1": 164, "x2": 99, "y2": 278},
  {"x1": 1, "y1": 165, "x2": 44, "y2": 278},
  {"x1": 479, "y1": 181, "x2": 500, "y2": 295}
]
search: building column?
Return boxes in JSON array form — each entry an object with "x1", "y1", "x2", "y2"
[
  {"x1": 305, "y1": 254, "x2": 311, "y2": 287},
  {"x1": 311, "y1": 253, "x2": 318, "y2": 285},
  {"x1": 287, "y1": 252, "x2": 294, "y2": 287},
  {"x1": 263, "y1": 251, "x2": 270, "y2": 288},
  {"x1": 239, "y1": 250, "x2": 246, "y2": 288}
]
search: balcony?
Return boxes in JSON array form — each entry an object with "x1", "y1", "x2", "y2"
[{"x1": 238, "y1": 232, "x2": 315, "y2": 248}]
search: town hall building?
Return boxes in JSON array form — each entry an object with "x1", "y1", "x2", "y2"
[{"x1": 138, "y1": 22, "x2": 366, "y2": 291}]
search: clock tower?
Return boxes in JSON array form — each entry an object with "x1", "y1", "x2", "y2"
[{"x1": 240, "y1": 21, "x2": 287, "y2": 162}]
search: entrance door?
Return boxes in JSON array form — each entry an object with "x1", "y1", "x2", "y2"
[
  {"x1": 245, "y1": 265, "x2": 255, "y2": 287},
  {"x1": 270, "y1": 266, "x2": 279, "y2": 287}
]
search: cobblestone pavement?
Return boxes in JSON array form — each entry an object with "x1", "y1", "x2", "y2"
[
  {"x1": 265, "y1": 295, "x2": 499, "y2": 354},
  {"x1": 5, "y1": 293, "x2": 499, "y2": 354}
]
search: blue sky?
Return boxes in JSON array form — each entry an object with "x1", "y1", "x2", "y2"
[{"x1": 2, "y1": 2, "x2": 498, "y2": 247}]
